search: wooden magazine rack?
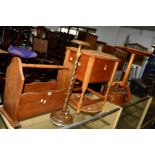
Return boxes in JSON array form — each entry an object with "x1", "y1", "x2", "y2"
[{"x1": 0, "y1": 57, "x2": 71, "y2": 128}]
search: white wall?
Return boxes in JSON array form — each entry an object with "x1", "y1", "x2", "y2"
[
  {"x1": 45, "y1": 26, "x2": 59, "y2": 31},
  {"x1": 94, "y1": 26, "x2": 155, "y2": 49},
  {"x1": 115, "y1": 27, "x2": 155, "y2": 48},
  {"x1": 94, "y1": 26, "x2": 120, "y2": 45}
]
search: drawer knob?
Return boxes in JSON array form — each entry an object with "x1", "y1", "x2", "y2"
[
  {"x1": 69, "y1": 57, "x2": 73, "y2": 61},
  {"x1": 104, "y1": 65, "x2": 107, "y2": 70},
  {"x1": 78, "y1": 62, "x2": 81, "y2": 66}
]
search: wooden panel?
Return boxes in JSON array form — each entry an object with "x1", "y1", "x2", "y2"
[
  {"x1": 68, "y1": 51, "x2": 89, "y2": 82},
  {"x1": 56, "y1": 49, "x2": 72, "y2": 89},
  {"x1": 89, "y1": 59, "x2": 116, "y2": 83},
  {"x1": 18, "y1": 89, "x2": 66, "y2": 120},
  {"x1": 113, "y1": 48, "x2": 128, "y2": 70},
  {"x1": 115, "y1": 46, "x2": 151, "y2": 57},
  {"x1": 33, "y1": 38, "x2": 48, "y2": 53},
  {"x1": 84, "y1": 33, "x2": 97, "y2": 50},
  {"x1": 3, "y1": 57, "x2": 24, "y2": 121},
  {"x1": 23, "y1": 80, "x2": 57, "y2": 93},
  {"x1": 0, "y1": 107, "x2": 21, "y2": 128},
  {"x1": 66, "y1": 47, "x2": 119, "y2": 61},
  {"x1": 102, "y1": 44, "x2": 115, "y2": 54},
  {"x1": 0, "y1": 112, "x2": 14, "y2": 129},
  {"x1": 67, "y1": 50, "x2": 116, "y2": 83},
  {"x1": 22, "y1": 63, "x2": 68, "y2": 69},
  {"x1": 0, "y1": 49, "x2": 8, "y2": 54}
]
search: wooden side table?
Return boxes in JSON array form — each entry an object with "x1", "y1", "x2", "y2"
[
  {"x1": 65, "y1": 47, "x2": 120, "y2": 113},
  {"x1": 115, "y1": 46, "x2": 151, "y2": 86},
  {"x1": 107, "y1": 46, "x2": 151, "y2": 106}
]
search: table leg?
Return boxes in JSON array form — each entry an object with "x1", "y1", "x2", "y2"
[
  {"x1": 122, "y1": 53, "x2": 136, "y2": 85},
  {"x1": 77, "y1": 57, "x2": 95, "y2": 113}
]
